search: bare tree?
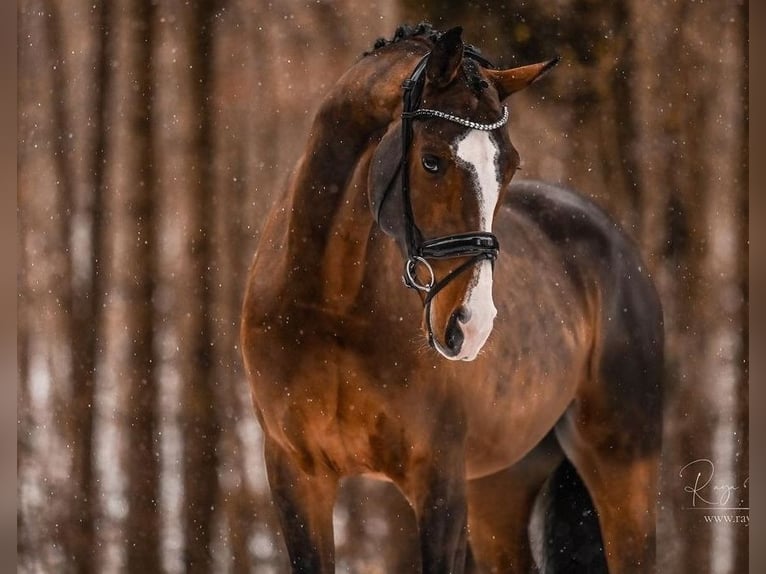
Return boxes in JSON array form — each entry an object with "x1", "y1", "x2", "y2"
[
  {"x1": 95, "y1": 0, "x2": 162, "y2": 570},
  {"x1": 151, "y1": 1, "x2": 220, "y2": 570}
]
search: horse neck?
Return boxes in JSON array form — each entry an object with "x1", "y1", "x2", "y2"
[
  {"x1": 277, "y1": 49, "x2": 423, "y2": 305},
  {"x1": 284, "y1": 48, "x2": 421, "y2": 228}
]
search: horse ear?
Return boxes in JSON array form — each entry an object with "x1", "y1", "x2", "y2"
[
  {"x1": 486, "y1": 56, "x2": 560, "y2": 100},
  {"x1": 426, "y1": 26, "x2": 464, "y2": 88},
  {"x1": 368, "y1": 122, "x2": 406, "y2": 239}
]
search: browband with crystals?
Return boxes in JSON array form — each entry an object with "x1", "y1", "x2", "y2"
[{"x1": 402, "y1": 105, "x2": 509, "y2": 131}]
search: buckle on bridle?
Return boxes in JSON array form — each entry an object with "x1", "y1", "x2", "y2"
[{"x1": 403, "y1": 256, "x2": 435, "y2": 292}]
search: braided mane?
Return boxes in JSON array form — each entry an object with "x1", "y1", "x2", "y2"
[{"x1": 365, "y1": 22, "x2": 490, "y2": 94}]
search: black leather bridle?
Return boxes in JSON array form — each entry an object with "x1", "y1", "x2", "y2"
[{"x1": 374, "y1": 48, "x2": 506, "y2": 349}]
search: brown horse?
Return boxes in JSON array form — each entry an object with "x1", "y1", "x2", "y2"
[{"x1": 241, "y1": 23, "x2": 663, "y2": 573}]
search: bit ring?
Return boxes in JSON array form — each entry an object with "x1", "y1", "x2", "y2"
[{"x1": 404, "y1": 256, "x2": 435, "y2": 292}]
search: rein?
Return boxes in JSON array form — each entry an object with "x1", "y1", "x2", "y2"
[{"x1": 393, "y1": 49, "x2": 506, "y2": 349}]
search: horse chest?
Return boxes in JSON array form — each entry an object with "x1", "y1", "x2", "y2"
[
  {"x1": 247, "y1": 303, "x2": 584, "y2": 481},
  {"x1": 247, "y1": 340, "x2": 409, "y2": 477}
]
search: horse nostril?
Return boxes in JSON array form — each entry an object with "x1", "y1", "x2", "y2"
[
  {"x1": 445, "y1": 311, "x2": 465, "y2": 355},
  {"x1": 455, "y1": 305, "x2": 471, "y2": 324}
]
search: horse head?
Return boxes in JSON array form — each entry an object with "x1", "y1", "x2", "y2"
[{"x1": 368, "y1": 26, "x2": 557, "y2": 361}]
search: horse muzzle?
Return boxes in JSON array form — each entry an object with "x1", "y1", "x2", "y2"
[{"x1": 430, "y1": 260, "x2": 498, "y2": 362}]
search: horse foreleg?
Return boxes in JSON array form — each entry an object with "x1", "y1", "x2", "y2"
[
  {"x1": 403, "y1": 448, "x2": 470, "y2": 574},
  {"x1": 264, "y1": 439, "x2": 338, "y2": 574},
  {"x1": 466, "y1": 432, "x2": 564, "y2": 573},
  {"x1": 556, "y1": 412, "x2": 660, "y2": 573}
]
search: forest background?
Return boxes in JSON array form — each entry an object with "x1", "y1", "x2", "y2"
[{"x1": 17, "y1": 0, "x2": 748, "y2": 572}]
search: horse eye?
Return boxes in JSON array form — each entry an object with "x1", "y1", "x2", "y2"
[{"x1": 421, "y1": 155, "x2": 440, "y2": 173}]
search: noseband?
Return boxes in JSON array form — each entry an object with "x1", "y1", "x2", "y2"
[{"x1": 379, "y1": 49, "x2": 506, "y2": 350}]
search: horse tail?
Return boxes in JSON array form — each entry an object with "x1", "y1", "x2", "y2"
[{"x1": 529, "y1": 457, "x2": 608, "y2": 573}]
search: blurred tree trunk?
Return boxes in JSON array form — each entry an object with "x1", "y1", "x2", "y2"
[
  {"x1": 735, "y1": 14, "x2": 749, "y2": 570},
  {"x1": 18, "y1": 2, "x2": 83, "y2": 570},
  {"x1": 181, "y1": 3, "x2": 220, "y2": 569},
  {"x1": 101, "y1": 0, "x2": 161, "y2": 570},
  {"x1": 183, "y1": 70, "x2": 219, "y2": 574},
  {"x1": 17, "y1": 5, "x2": 35, "y2": 564},
  {"x1": 208, "y1": 3, "x2": 256, "y2": 570},
  {"x1": 152, "y1": 1, "x2": 220, "y2": 570}
]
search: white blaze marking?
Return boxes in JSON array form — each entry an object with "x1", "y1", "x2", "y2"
[
  {"x1": 456, "y1": 130, "x2": 501, "y2": 232},
  {"x1": 451, "y1": 130, "x2": 501, "y2": 361}
]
